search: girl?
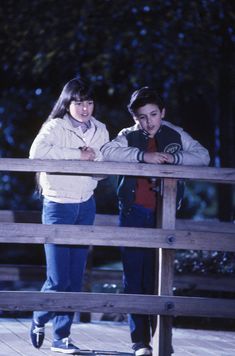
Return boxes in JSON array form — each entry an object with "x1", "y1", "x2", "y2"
[{"x1": 29, "y1": 77, "x2": 109, "y2": 354}]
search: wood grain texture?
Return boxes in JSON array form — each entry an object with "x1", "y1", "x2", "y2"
[
  {"x1": 1, "y1": 210, "x2": 234, "y2": 233},
  {"x1": 156, "y1": 179, "x2": 177, "y2": 356},
  {"x1": 0, "y1": 222, "x2": 234, "y2": 251},
  {"x1": 0, "y1": 291, "x2": 234, "y2": 318},
  {"x1": 0, "y1": 158, "x2": 234, "y2": 182}
]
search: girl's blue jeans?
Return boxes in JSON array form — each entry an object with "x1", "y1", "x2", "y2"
[
  {"x1": 33, "y1": 196, "x2": 96, "y2": 340},
  {"x1": 119, "y1": 204, "x2": 157, "y2": 345}
]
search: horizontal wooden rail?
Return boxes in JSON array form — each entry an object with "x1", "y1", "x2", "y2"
[
  {"x1": 0, "y1": 291, "x2": 234, "y2": 318},
  {"x1": 1, "y1": 211, "x2": 234, "y2": 233},
  {"x1": 1, "y1": 264, "x2": 235, "y2": 293},
  {"x1": 1, "y1": 222, "x2": 235, "y2": 252},
  {"x1": 0, "y1": 158, "x2": 235, "y2": 183},
  {"x1": 1, "y1": 160, "x2": 234, "y2": 356}
]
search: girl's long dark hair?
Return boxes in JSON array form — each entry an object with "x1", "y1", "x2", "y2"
[
  {"x1": 35, "y1": 77, "x2": 94, "y2": 198},
  {"x1": 49, "y1": 77, "x2": 95, "y2": 119}
]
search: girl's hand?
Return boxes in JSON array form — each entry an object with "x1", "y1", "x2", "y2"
[
  {"x1": 143, "y1": 152, "x2": 174, "y2": 164},
  {"x1": 79, "y1": 146, "x2": 96, "y2": 161}
]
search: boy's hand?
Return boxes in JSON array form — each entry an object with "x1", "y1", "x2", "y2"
[
  {"x1": 79, "y1": 146, "x2": 96, "y2": 161},
  {"x1": 143, "y1": 152, "x2": 174, "y2": 164}
]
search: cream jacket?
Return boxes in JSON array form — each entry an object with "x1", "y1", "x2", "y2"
[{"x1": 29, "y1": 116, "x2": 109, "y2": 203}]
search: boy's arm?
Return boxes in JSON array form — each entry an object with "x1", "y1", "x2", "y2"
[
  {"x1": 102, "y1": 123, "x2": 210, "y2": 166},
  {"x1": 162, "y1": 121, "x2": 210, "y2": 166},
  {"x1": 177, "y1": 129, "x2": 210, "y2": 166},
  {"x1": 101, "y1": 130, "x2": 143, "y2": 162}
]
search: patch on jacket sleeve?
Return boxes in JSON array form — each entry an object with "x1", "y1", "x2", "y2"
[{"x1": 164, "y1": 143, "x2": 181, "y2": 154}]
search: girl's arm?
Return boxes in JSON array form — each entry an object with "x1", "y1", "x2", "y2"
[
  {"x1": 93, "y1": 128, "x2": 110, "y2": 162},
  {"x1": 29, "y1": 120, "x2": 84, "y2": 160}
]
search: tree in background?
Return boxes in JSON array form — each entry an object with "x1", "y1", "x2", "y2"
[
  {"x1": 0, "y1": 0, "x2": 234, "y2": 276},
  {"x1": 0, "y1": 0, "x2": 234, "y2": 214}
]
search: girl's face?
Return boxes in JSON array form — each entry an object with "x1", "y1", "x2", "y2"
[
  {"x1": 69, "y1": 98, "x2": 94, "y2": 122},
  {"x1": 134, "y1": 103, "x2": 165, "y2": 137}
]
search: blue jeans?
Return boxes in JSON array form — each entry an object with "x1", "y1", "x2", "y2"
[
  {"x1": 34, "y1": 196, "x2": 96, "y2": 340},
  {"x1": 119, "y1": 204, "x2": 157, "y2": 345}
]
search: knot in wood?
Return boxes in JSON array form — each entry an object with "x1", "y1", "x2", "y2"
[
  {"x1": 165, "y1": 301, "x2": 174, "y2": 312},
  {"x1": 166, "y1": 235, "x2": 175, "y2": 245},
  {"x1": 104, "y1": 302, "x2": 114, "y2": 308}
]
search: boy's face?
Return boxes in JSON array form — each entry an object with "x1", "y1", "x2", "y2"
[{"x1": 134, "y1": 103, "x2": 165, "y2": 137}]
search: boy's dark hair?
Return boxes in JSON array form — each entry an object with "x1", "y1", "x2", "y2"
[{"x1": 127, "y1": 86, "x2": 165, "y2": 115}]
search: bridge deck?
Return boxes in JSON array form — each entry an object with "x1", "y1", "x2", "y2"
[{"x1": 0, "y1": 318, "x2": 234, "y2": 356}]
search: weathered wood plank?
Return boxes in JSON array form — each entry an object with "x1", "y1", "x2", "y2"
[
  {"x1": 1, "y1": 210, "x2": 234, "y2": 234},
  {"x1": 159, "y1": 178, "x2": 177, "y2": 294},
  {"x1": 156, "y1": 178, "x2": 177, "y2": 356},
  {"x1": 0, "y1": 340, "x2": 18, "y2": 356},
  {"x1": 0, "y1": 210, "x2": 41, "y2": 223},
  {"x1": 0, "y1": 264, "x2": 46, "y2": 282},
  {"x1": 176, "y1": 219, "x2": 235, "y2": 233},
  {"x1": 0, "y1": 291, "x2": 234, "y2": 319},
  {"x1": 1, "y1": 265, "x2": 235, "y2": 293},
  {"x1": 0, "y1": 158, "x2": 234, "y2": 183},
  {"x1": 0, "y1": 223, "x2": 235, "y2": 251},
  {"x1": 2, "y1": 318, "x2": 235, "y2": 356},
  {"x1": 0, "y1": 319, "x2": 50, "y2": 355}
]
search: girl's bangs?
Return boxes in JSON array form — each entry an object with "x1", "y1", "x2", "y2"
[{"x1": 72, "y1": 90, "x2": 94, "y2": 102}]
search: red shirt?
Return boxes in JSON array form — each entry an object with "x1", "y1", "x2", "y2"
[{"x1": 135, "y1": 137, "x2": 157, "y2": 210}]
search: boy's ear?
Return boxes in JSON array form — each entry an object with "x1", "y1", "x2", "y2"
[{"x1": 161, "y1": 108, "x2": 166, "y2": 118}]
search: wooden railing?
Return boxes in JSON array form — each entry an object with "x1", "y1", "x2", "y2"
[
  {"x1": 0, "y1": 158, "x2": 235, "y2": 356},
  {"x1": 2, "y1": 263, "x2": 235, "y2": 293}
]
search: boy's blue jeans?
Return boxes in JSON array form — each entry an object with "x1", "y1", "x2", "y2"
[
  {"x1": 33, "y1": 196, "x2": 96, "y2": 340},
  {"x1": 119, "y1": 204, "x2": 157, "y2": 345}
]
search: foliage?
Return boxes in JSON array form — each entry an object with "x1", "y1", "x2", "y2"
[
  {"x1": 0, "y1": 0, "x2": 234, "y2": 272},
  {"x1": 1, "y1": 0, "x2": 234, "y2": 208},
  {"x1": 175, "y1": 250, "x2": 235, "y2": 275}
]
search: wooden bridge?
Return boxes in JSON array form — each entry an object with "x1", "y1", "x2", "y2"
[
  {"x1": 1, "y1": 318, "x2": 235, "y2": 355},
  {"x1": 0, "y1": 158, "x2": 234, "y2": 356}
]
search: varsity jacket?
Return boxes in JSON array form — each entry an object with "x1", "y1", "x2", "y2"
[
  {"x1": 29, "y1": 116, "x2": 109, "y2": 203},
  {"x1": 101, "y1": 120, "x2": 210, "y2": 210}
]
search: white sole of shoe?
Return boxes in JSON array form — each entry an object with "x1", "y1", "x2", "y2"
[
  {"x1": 51, "y1": 346, "x2": 79, "y2": 354},
  {"x1": 135, "y1": 347, "x2": 152, "y2": 356}
]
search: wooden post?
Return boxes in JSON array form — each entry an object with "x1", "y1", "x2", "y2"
[{"x1": 153, "y1": 178, "x2": 177, "y2": 356}]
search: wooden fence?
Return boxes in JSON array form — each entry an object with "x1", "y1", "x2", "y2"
[{"x1": 0, "y1": 158, "x2": 235, "y2": 356}]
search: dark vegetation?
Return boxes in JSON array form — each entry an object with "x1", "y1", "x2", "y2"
[{"x1": 0, "y1": 1, "x2": 234, "y2": 326}]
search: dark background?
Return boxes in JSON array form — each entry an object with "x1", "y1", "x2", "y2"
[{"x1": 0, "y1": 1, "x2": 234, "y2": 275}]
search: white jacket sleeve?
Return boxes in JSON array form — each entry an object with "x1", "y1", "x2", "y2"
[
  {"x1": 93, "y1": 129, "x2": 110, "y2": 162},
  {"x1": 29, "y1": 120, "x2": 82, "y2": 160},
  {"x1": 101, "y1": 129, "x2": 142, "y2": 162},
  {"x1": 178, "y1": 129, "x2": 210, "y2": 166},
  {"x1": 162, "y1": 121, "x2": 210, "y2": 166}
]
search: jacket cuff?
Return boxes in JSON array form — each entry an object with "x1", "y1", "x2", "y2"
[
  {"x1": 172, "y1": 152, "x2": 182, "y2": 165},
  {"x1": 137, "y1": 150, "x2": 145, "y2": 163}
]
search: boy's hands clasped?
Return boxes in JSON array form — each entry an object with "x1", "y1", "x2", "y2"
[
  {"x1": 79, "y1": 146, "x2": 96, "y2": 161},
  {"x1": 143, "y1": 152, "x2": 174, "y2": 164}
]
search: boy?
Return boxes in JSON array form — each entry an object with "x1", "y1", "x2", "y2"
[{"x1": 101, "y1": 87, "x2": 210, "y2": 356}]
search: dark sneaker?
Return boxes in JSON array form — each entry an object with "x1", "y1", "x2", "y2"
[
  {"x1": 30, "y1": 319, "x2": 45, "y2": 349},
  {"x1": 133, "y1": 343, "x2": 152, "y2": 356},
  {"x1": 51, "y1": 337, "x2": 80, "y2": 354}
]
